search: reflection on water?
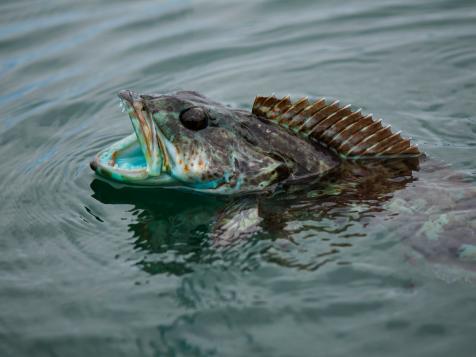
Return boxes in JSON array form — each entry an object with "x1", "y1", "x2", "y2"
[
  {"x1": 91, "y1": 157, "x2": 476, "y2": 281},
  {"x1": 91, "y1": 158, "x2": 475, "y2": 277},
  {"x1": 91, "y1": 179, "x2": 226, "y2": 275}
]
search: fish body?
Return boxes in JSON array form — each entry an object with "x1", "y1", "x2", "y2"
[{"x1": 91, "y1": 90, "x2": 421, "y2": 194}]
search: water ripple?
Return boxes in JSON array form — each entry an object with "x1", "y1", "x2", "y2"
[{"x1": 1, "y1": 0, "x2": 476, "y2": 355}]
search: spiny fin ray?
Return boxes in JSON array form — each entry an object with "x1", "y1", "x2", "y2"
[{"x1": 252, "y1": 95, "x2": 421, "y2": 159}]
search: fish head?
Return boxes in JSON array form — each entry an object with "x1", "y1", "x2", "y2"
[{"x1": 91, "y1": 90, "x2": 290, "y2": 193}]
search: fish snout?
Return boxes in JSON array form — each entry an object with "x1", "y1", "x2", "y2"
[{"x1": 118, "y1": 89, "x2": 140, "y2": 105}]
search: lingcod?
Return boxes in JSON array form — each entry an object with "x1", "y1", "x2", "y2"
[{"x1": 90, "y1": 90, "x2": 422, "y2": 194}]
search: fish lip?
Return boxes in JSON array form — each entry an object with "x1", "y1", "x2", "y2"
[{"x1": 89, "y1": 159, "x2": 98, "y2": 172}]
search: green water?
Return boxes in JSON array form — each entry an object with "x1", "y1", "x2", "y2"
[{"x1": 1, "y1": 0, "x2": 476, "y2": 356}]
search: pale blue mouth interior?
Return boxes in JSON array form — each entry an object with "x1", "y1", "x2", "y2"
[
  {"x1": 96, "y1": 133, "x2": 149, "y2": 175},
  {"x1": 113, "y1": 141, "x2": 147, "y2": 171}
]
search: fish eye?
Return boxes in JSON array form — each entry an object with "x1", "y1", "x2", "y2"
[{"x1": 179, "y1": 107, "x2": 209, "y2": 131}]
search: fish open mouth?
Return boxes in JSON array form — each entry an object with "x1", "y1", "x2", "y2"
[{"x1": 90, "y1": 90, "x2": 173, "y2": 185}]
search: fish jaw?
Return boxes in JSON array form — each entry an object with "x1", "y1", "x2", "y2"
[{"x1": 89, "y1": 91, "x2": 173, "y2": 185}]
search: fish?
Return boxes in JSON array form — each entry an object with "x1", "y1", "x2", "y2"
[{"x1": 90, "y1": 90, "x2": 422, "y2": 194}]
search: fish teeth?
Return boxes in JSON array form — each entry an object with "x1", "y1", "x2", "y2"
[{"x1": 119, "y1": 99, "x2": 127, "y2": 113}]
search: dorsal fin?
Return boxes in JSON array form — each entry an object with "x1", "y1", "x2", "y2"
[{"x1": 252, "y1": 95, "x2": 421, "y2": 159}]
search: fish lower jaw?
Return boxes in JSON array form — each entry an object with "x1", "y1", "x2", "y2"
[{"x1": 91, "y1": 133, "x2": 174, "y2": 185}]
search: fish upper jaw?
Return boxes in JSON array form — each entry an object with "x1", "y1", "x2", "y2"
[{"x1": 119, "y1": 90, "x2": 164, "y2": 176}]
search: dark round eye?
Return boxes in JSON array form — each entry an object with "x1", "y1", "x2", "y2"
[{"x1": 179, "y1": 107, "x2": 208, "y2": 131}]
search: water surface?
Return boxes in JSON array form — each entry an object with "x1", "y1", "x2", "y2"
[{"x1": 1, "y1": 0, "x2": 476, "y2": 356}]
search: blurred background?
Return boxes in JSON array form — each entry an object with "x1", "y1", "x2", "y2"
[{"x1": 1, "y1": 0, "x2": 475, "y2": 356}]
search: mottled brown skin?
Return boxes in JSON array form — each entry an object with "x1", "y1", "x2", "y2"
[
  {"x1": 93, "y1": 90, "x2": 420, "y2": 194},
  {"x1": 231, "y1": 109, "x2": 340, "y2": 179},
  {"x1": 159, "y1": 92, "x2": 336, "y2": 182}
]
